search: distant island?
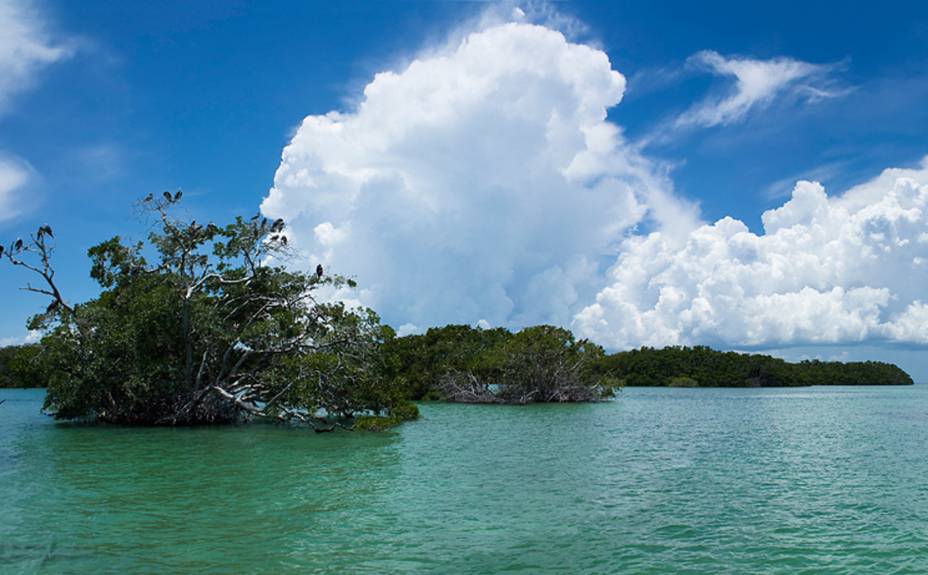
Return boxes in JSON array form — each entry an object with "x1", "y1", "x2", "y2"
[{"x1": 597, "y1": 346, "x2": 913, "y2": 387}]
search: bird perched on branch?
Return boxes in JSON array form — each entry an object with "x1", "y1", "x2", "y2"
[{"x1": 316, "y1": 264, "x2": 324, "y2": 279}]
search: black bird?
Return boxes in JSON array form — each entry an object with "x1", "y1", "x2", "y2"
[
  {"x1": 163, "y1": 191, "x2": 173, "y2": 202},
  {"x1": 271, "y1": 218, "x2": 285, "y2": 233},
  {"x1": 46, "y1": 300, "x2": 58, "y2": 313},
  {"x1": 144, "y1": 192, "x2": 154, "y2": 202},
  {"x1": 38, "y1": 224, "x2": 53, "y2": 238},
  {"x1": 174, "y1": 190, "x2": 183, "y2": 202},
  {"x1": 0, "y1": 245, "x2": 5, "y2": 258},
  {"x1": 14, "y1": 238, "x2": 23, "y2": 251},
  {"x1": 316, "y1": 264, "x2": 324, "y2": 278}
]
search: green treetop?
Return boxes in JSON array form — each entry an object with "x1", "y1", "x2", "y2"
[{"x1": 1, "y1": 193, "x2": 416, "y2": 429}]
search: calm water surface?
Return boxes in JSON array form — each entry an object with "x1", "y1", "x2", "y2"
[{"x1": 1, "y1": 386, "x2": 927, "y2": 574}]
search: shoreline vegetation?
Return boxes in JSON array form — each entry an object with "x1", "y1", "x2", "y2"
[
  {"x1": 0, "y1": 195, "x2": 913, "y2": 429},
  {"x1": 3, "y1": 338, "x2": 913, "y2": 393},
  {"x1": 2, "y1": 327, "x2": 914, "y2": 393},
  {"x1": 599, "y1": 346, "x2": 913, "y2": 388}
]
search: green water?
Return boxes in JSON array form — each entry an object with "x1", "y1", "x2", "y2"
[{"x1": 1, "y1": 387, "x2": 927, "y2": 574}]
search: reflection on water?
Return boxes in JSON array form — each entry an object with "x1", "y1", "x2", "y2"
[{"x1": 1, "y1": 386, "x2": 927, "y2": 574}]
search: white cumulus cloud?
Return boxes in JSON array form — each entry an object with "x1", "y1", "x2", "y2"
[
  {"x1": 574, "y1": 159, "x2": 928, "y2": 349},
  {"x1": 263, "y1": 20, "x2": 695, "y2": 329},
  {"x1": 675, "y1": 50, "x2": 841, "y2": 129}
]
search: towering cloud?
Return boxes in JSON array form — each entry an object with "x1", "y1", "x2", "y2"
[
  {"x1": 263, "y1": 21, "x2": 690, "y2": 329},
  {"x1": 574, "y1": 159, "x2": 928, "y2": 348}
]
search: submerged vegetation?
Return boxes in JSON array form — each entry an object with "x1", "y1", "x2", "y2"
[{"x1": 0, "y1": 196, "x2": 914, "y2": 427}]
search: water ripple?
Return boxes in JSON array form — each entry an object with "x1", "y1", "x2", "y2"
[{"x1": 1, "y1": 386, "x2": 927, "y2": 574}]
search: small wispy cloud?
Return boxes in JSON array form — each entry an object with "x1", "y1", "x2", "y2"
[
  {"x1": 674, "y1": 50, "x2": 848, "y2": 129},
  {"x1": 0, "y1": 0, "x2": 73, "y2": 224},
  {"x1": 623, "y1": 65, "x2": 687, "y2": 101},
  {"x1": 0, "y1": 0, "x2": 72, "y2": 113},
  {"x1": 761, "y1": 160, "x2": 849, "y2": 201},
  {"x1": 74, "y1": 143, "x2": 125, "y2": 183},
  {"x1": 0, "y1": 154, "x2": 32, "y2": 222}
]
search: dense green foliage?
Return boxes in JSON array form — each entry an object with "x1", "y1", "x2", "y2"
[
  {"x1": 383, "y1": 324, "x2": 620, "y2": 403},
  {"x1": 470, "y1": 325, "x2": 620, "y2": 402},
  {"x1": 2, "y1": 196, "x2": 417, "y2": 429},
  {"x1": 380, "y1": 324, "x2": 512, "y2": 399},
  {"x1": 0, "y1": 344, "x2": 47, "y2": 388},
  {"x1": 383, "y1": 333, "x2": 913, "y2": 396},
  {"x1": 596, "y1": 346, "x2": 913, "y2": 387}
]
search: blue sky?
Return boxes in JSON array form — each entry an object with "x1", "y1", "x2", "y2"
[{"x1": 2, "y1": 0, "x2": 928, "y2": 378}]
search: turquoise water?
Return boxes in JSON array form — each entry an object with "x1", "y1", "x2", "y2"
[{"x1": 1, "y1": 386, "x2": 927, "y2": 574}]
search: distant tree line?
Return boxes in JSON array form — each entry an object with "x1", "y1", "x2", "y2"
[
  {"x1": 380, "y1": 331, "x2": 913, "y2": 398},
  {"x1": 1, "y1": 328, "x2": 914, "y2": 397},
  {"x1": 0, "y1": 344, "x2": 45, "y2": 388},
  {"x1": 593, "y1": 345, "x2": 913, "y2": 387}
]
